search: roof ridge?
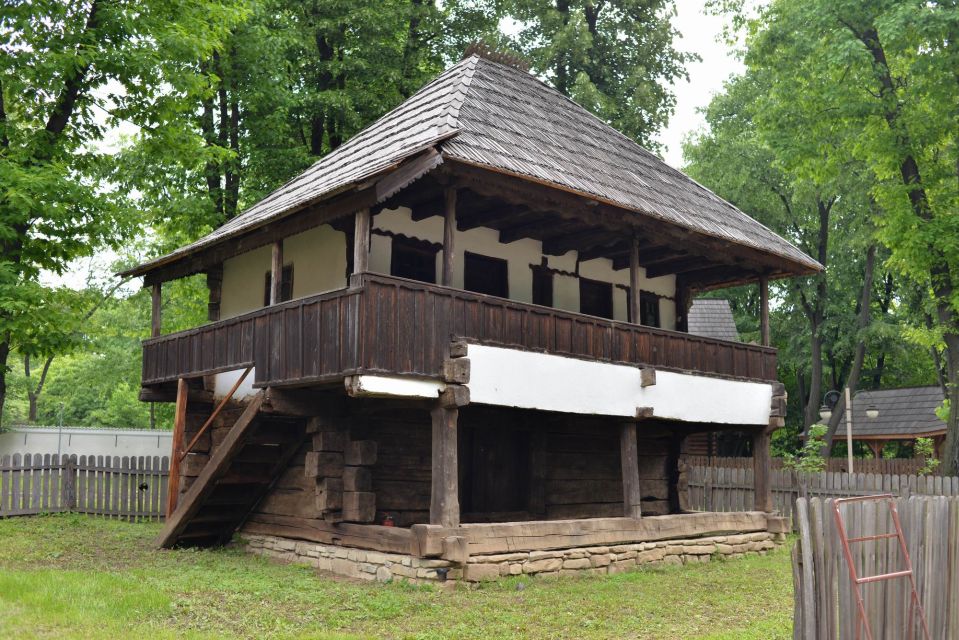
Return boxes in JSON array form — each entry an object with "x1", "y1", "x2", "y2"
[{"x1": 439, "y1": 55, "x2": 479, "y2": 133}]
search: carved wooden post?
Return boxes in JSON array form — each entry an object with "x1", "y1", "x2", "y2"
[
  {"x1": 353, "y1": 208, "x2": 371, "y2": 279},
  {"x1": 629, "y1": 235, "x2": 641, "y2": 324},
  {"x1": 442, "y1": 187, "x2": 456, "y2": 287},
  {"x1": 752, "y1": 427, "x2": 773, "y2": 513},
  {"x1": 620, "y1": 422, "x2": 643, "y2": 518},
  {"x1": 430, "y1": 403, "x2": 460, "y2": 527},
  {"x1": 206, "y1": 265, "x2": 223, "y2": 322},
  {"x1": 270, "y1": 240, "x2": 283, "y2": 305},
  {"x1": 166, "y1": 378, "x2": 188, "y2": 518},
  {"x1": 759, "y1": 275, "x2": 770, "y2": 346},
  {"x1": 151, "y1": 283, "x2": 162, "y2": 338}
]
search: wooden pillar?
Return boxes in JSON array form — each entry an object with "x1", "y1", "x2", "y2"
[
  {"x1": 353, "y1": 208, "x2": 371, "y2": 278},
  {"x1": 759, "y1": 275, "x2": 770, "y2": 346},
  {"x1": 620, "y1": 422, "x2": 643, "y2": 518},
  {"x1": 166, "y1": 378, "x2": 188, "y2": 517},
  {"x1": 752, "y1": 428, "x2": 773, "y2": 513},
  {"x1": 629, "y1": 235, "x2": 641, "y2": 324},
  {"x1": 675, "y1": 278, "x2": 693, "y2": 333},
  {"x1": 442, "y1": 188, "x2": 456, "y2": 287},
  {"x1": 430, "y1": 403, "x2": 460, "y2": 527},
  {"x1": 270, "y1": 240, "x2": 283, "y2": 305},
  {"x1": 151, "y1": 283, "x2": 162, "y2": 338},
  {"x1": 206, "y1": 265, "x2": 223, "y2": 322}
]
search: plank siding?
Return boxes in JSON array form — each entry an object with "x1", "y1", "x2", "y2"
[{"x1": 142, "y1": 273, "x2": 777, "y2": 387}]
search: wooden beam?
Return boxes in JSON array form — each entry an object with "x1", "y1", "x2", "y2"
[
  {"x1": 456, "y1": 204, "x2": 528, "y2": 231},
  {"x1": 542, "y1": 228, "x2": 618, "y2": 256},
  {"x1": 206, "y1": 265, "x2": 223, "y2": 322},
  {"x1": 166, "y1": 378, "x2": 188, "y2": 517},
  {"x1": 577, "y1": 241, "x2": 628, "y2": 263},
  {"x1": 269, "y1": 240, "x2": 283, "y2": 305},
  {"x1": 151, "y1": 283, "x2": 162, "y2": 338},
  {"x1": 442, "y1": 187, "x2": 456, "y2": 287},
  {"x1": 752, "y1": 428, "x2": 773, "y2": 513},
  {"x1": 352, "y1": 208, "x2": 371, "y2": 276},
  {"x1": 629, "y1": 236, "x2": 641, "y2": 324},
  {"x1": 759, "y1": 275, "x2": 770, "y2": 346},
  {"x1": 448, "y1": 160, "x2": 811, "y2": 278},
  {"x1": 620, "y1": 422, "x2": 643, "y2": 518},
  {"x1": 430, "y1": 403, "x2": 460, "y2": 527},
  {"x1": 497, "y1": 213, "x2": 559, "y2": 243}
]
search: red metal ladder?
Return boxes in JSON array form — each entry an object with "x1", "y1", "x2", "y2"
[{"x1": 832, "y1": 494, "x2": 931, "y2": 640}]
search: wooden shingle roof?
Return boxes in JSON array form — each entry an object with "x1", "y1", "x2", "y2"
[
  {"x1": 836, "y1": 387, "x2": 946, "y2": 439},
  {"x1": 125, "y1": 55, "x2": 820, "y2": 278},
  {"x1": 688, "y1": 299, "x2": 740, "y2": 343}
]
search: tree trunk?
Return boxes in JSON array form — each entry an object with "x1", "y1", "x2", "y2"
[
  {"x1": 941, "y1": 334, "x2": 959, "y2": 475},
  {"x1": 0, "y1": 334, "x2": 9, "y2": 428},
  {"x1": 821, "y1": 244, "x2": 877, "y2": 453}
]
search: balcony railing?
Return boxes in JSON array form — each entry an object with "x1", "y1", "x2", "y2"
[{"x1": 142, "y1": 273, "x2": 778, "y2": 387}]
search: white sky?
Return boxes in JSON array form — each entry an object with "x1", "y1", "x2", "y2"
[
  {"x1": 655, "y1": 0, "x2": 744, "y2": 168},
  {"x1": 47, "y1": 1, "x2": 742, "y2": 290}
]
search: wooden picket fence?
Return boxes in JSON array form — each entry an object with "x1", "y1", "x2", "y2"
[
  {"x1": 0, "y1": 453, "x2": 169, "y2": 521},
  {"x1": 686, "y1": 465, "x2": 959, "y2": 521},
  {"x1": 683, "y1": 455, "x2": 934, "y2": 475},
  {"x1": 792, "y1": 496, "x2": 959, "y2": 639}
]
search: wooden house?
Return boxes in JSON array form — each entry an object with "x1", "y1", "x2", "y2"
[{"x1": 123, "y1": 52, "x2": 819, "y2": 581}]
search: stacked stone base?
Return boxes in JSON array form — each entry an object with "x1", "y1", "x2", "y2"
[{"x1": 243, "y1": 530, "x2": 784, "y2": 584}]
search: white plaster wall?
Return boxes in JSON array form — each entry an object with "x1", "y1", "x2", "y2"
[
  {"x1": 0, "y1": 427, "x2": 172, "y2": 458},
  {"x1": 215, "y1": 207, "x2": 679, "y2": 328},
  {"x1": 221, "y1": 245, "x2": 272, "y2": 319},
  {"x1": 285, "y1": 225, "x2": 347, "y2": 299},
  {"x1": 219, "y1": 225, "x2": 347, "y2": 320},
  {"x1": 214, "y1": 367, "x2": 259, "y2": 401},
  {"x1": 466, "y1": 344, "x2": 773, "y2": 425}
]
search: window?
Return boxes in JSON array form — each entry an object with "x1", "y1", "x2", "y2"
[
  {"x1": 263, "y1": 264, "x2": 294, "y2": 306},
  {"x1": 390, "y1": 235, "x2": 437, "y2": 284},
  {"x1": 464, "y1": 252, "x2": 509, "y2": 297},
  {"x1": 579, "y1": 278, "x2": 613, "y2": 319},
  {"x1": 640, "y1": 291, "x2": 660, "y2": 327},
  {"x1": 531, "y1": 265, "x2": 553, "y2": 307}
]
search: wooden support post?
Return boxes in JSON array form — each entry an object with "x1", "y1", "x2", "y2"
[
  {"x1": 752, "y1": 428, "x2": 773, "y2": 513},
  {"x1": 206, "y1": 265, "x2": 223, "y2": 322},
  {"x1": 166, "y1": 378, "x2": 188, "y2": 517},
  {"x1": 353, "y1": 208, "x2": 371, "y2": 278},
  {"x1": 442, "y1": 187, "x2": 456, "y2": 287},
  {"x1": 270, "y1": 240, "x2": 283, "y2": 305},
  {"x1": 151, "y1": 283, "x2": 162, "y2": 338},
  {"x1": 430, "y1": 403, "x2": 460, "y2": 527},
  {"x1": 759, "y1": 275, "x2": 770, "y2": 346},
  {"x1": 629, "y1": 235, "x2": 641, "y2": 324},
  {"x1": 620, "y1": 422, "x2": 643, "y2": 518},
  {"x1": 675, "y1": 277, "x2": 693, "y2": 333}
]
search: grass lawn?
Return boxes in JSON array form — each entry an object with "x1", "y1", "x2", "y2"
[{"x1": 0, "y1": 514, "x2": 793, "y2": 639}]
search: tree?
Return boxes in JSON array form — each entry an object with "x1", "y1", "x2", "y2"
[
  {"x1": 739, "y1": 0, "x2": 959, "y2": 472},
  {"x1": 506, "y1": 0, "x2": 697, "y2": 147},
  {"x1": 0, "y1": 1, "x2": 246, "y2": 426}
]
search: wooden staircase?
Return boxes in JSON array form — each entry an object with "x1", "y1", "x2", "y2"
[{"x1": 157, "y1": 390, "x2": 308, "y2": 548}]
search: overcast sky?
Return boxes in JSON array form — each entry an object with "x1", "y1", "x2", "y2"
[{"x1": 654, "y1": 0, "x2": 743, "y2": 168}]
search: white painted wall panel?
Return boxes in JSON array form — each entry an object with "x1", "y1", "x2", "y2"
[{"x1": 466, "y1": 344, "x2": 772, "y2": 425}]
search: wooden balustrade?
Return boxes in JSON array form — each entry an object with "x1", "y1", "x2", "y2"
[{"x1": 142, "y1": 273, "x2": 777, "y2": 387}]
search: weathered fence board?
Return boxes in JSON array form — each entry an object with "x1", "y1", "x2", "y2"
[
  {"x1": 0, "y1": 453, "x2": 168, "y2": 521},
  {"x1": 793, "y1": 496, "x2": 959, "y2": 639},
  {"x1": 686, "y1": 465, "x2": 959, "y2": 522},
  {"x1": 684, "y1": 455, "x2": 939, "y2": 476}
]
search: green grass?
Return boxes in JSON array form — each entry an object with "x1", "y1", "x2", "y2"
[{"x1": 0, "y1": 514, "x2": 793, "y2": 639}]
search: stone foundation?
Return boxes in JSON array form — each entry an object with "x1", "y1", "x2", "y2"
[{"x1": 243, "y1": 530, "x2": 785, "y2": 584}]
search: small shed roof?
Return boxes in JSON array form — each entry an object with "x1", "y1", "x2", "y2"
[
  {"x1": 124, "y1": 55, "x2": 820, "y2": 279},
  {"x1": 836, "y1": 386, "x2": 946, "y2": 439},
  {"x1": 688, "y1": 299, "x2": 739, "y2": 342}
]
